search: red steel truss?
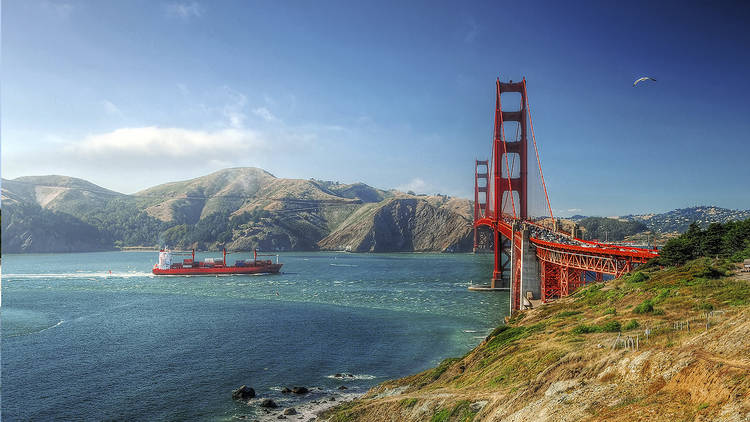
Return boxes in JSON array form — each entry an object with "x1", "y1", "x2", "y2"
[{"x1": 533, "y1": 238, "x2": 656, "y2": 301}]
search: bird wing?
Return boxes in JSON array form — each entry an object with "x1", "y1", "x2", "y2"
[{"x1": 633, "y1": 77, "x2": 655, "y2": 87}]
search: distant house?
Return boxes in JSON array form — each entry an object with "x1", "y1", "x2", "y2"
[{"x1": 744, "y1": 259, "x2": 750, "y2": 272}]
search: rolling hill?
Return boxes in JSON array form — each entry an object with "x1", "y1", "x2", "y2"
[{"x1": 1, "y1": 168, "x2": 473, "y2": 253}]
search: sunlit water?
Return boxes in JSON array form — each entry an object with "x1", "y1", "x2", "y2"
[{"x1": 2, "y1": 251, "x2": 508, "y2": 420}]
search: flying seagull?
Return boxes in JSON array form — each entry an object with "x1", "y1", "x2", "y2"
[{"x1": 633, "y1": 77, "x2": 657, "y2": 87}]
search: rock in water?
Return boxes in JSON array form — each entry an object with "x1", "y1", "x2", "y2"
[
  {"x1": 337, "y1": 385, "x2": 348, "y2": 390},
  {"x1": 283, "y1": 408, "x2": 297, "y2": 415},
  {"x1": 291, "y1": 386, "x2": 309, "y2": 394},
  {"x1": 281, "y1": 387, "x2": 292, "y2": 394},
  {"x1": 232, "y1": 385, "x2": 256, "y2": 400},
  {"x1": 259, "y1": 399, "x2": 278, "y2": 408},
  {"x1": 333, "y1": 373, "x2": 354, "y2": 379}
]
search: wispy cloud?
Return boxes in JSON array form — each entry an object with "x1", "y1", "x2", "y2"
[
  {"x1": 252, "y1": 107, "x2": 280, "y2": 123},
  {"x1": 397, "y1": 178, "x2": 429, "y2": 194},
  {"x1": 66, "y1": 127, "x2": 265, "y2": 161},
  {"x1": 42, "y1": 1, "x2": 73, "y2": 19},
  {"x1": 463, "y1": 18, "x2": 480, "y2": 43},
  {"x1": 165, "y1": 2, "x2": 203, "y2": 20},
  {"x1": 219, "y1": 88, "x2": 248, "y2": 128}
]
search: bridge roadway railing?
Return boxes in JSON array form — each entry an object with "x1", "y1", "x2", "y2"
[
  {"x1": 528, "y1": 232, "x2": 657, "y2": 301},
  {"x1": 530, "y1": 238, "x2": 656, "y2": 277}
]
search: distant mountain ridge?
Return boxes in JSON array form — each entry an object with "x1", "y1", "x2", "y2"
[
  {"x1": 569, "y1": 206, "x2": 750, "y2": 234},
  {"x1": 621, "y1": 206, "x2": 750, "y2": 233},
  {"x1": 1, "y1": 168, "x2": 473, "y2": 253}
]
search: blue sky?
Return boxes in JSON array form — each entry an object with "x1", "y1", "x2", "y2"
[{"x1": 3, "y1": 0, "x2": 749, "y2": 216}]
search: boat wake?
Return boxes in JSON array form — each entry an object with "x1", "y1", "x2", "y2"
[
  {"x1": 3, "y1": 272, "x2": 154, "y2": 280},
  {"x1": 5, "y1": 319, "x2": 65, "y2": 338}
]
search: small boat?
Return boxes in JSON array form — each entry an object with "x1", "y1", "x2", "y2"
[{"x1": 152, "y1": 248, "x2": 282, "y2": 276}]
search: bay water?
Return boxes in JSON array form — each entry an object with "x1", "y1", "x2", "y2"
[{"x1": 2, "y1": 251, "x2": 508, "y2": 420}]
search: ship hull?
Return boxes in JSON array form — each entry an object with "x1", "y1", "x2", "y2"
[{"x1": 152, "y1": 264, "x2": 282, "y2": 276}]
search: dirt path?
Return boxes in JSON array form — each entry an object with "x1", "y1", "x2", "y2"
[{"x1": 694, "y1": 350, "x2": 750, "y2": 371}]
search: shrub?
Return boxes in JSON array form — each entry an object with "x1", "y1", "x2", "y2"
[
  {"x1": 430, "y1": 409, "x2": 451, "y2": 422},
  {"x1": 601, "y1": 320, "x2": 621, "y2": 332},
  {"x1": 571, "y1": 324, "x2": 600, "y2": 334},
  {"x1": 401, "y1": 398, "x2": 418, "y2": 408},
  {"x1": 624, "y1": 319, "x2": 640, "y2": 330},
  {"x1": 556, "y1": 310, "x2": 583, "y2": 318},
  {"x1": 654, "y1": 288, "x2": 672, "y2": 303},
  {"x1": 430, "y1": 357, "x2": 461, "y2": 380},
  {"x1": 633, "y1": 299, "x2": 655, "y2": 314},
  {"x1": 603, "y1": 307, "x2": 616, "y2": 315},
  {"x1": 627, "y1": 271, "x2": 649, "y2": 283},
  {"x1": 697, "y1": 302, "x2": 714, "y2": 311},
  {"x1": 695, "y1": 265, "x2": 723, "y2": 279}
]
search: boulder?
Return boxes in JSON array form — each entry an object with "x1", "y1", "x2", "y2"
[
  {"x1": 291, "y1": 386, "x2": 308, "y2": 394},
  {"x1": 283, "y1": 408, "x2": 297, "y2": 415},
  {"x1": 259, "y1": 399, "x2": 278, "y2": 408},
  {"x1": 232, "y1": 385, "x2": 256, "y2": 400},
  {"x1": 281, "y1": 387, "x2": 292, "y2": 394},
  {"x1": 333, "y1": 373, "x2": 354, "y2": 379}
]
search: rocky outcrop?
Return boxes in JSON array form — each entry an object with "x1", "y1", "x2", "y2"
[
  {"x1": 317, "y1": 198, "x2": 473, "y2": 252},
  {"x1": 1, "y1": 203, "x2": 112, "y2": 253},
  {"x1": 231, "y1": 385, "x2": 256, "y2": 400},
  {"x1": 291, "y1": 386, "x2": 309, "y2": 394},
  {"x1": 259, "y1": 398, "x2": 278, "y2": 408}
]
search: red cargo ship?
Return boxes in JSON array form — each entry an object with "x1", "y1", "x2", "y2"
[{"x1": 152, "y1": 248, "x2": 282, "y2": 276}]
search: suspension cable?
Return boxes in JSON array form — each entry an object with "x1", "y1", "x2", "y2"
[{"x1": 523, "y1": 80, "x2": 554, "y2": 220}]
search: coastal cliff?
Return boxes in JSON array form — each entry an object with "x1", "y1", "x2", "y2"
[
  {"x1": 318, "y1": 196, "x2": 473, "y2": 252},
  {"x1": 323, "y1": 260, "x2": 750, "y2": 421}
]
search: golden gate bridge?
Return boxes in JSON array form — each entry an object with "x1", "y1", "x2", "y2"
[{"x1": 473, "y1": 77, "x2": 659, "y2": 312}]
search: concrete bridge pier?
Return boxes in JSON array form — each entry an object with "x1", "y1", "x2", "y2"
[{"x1": 511, "y1": 225, "x2": 541, "y2": 311}]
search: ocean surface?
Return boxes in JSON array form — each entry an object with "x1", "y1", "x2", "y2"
[{"x1": 1, "y1": 251, "x2": 508, "y2": 421}]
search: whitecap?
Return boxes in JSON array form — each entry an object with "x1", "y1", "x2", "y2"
[{"x1": 325, "y1": 373, "x2": 377, "y2": 381}]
